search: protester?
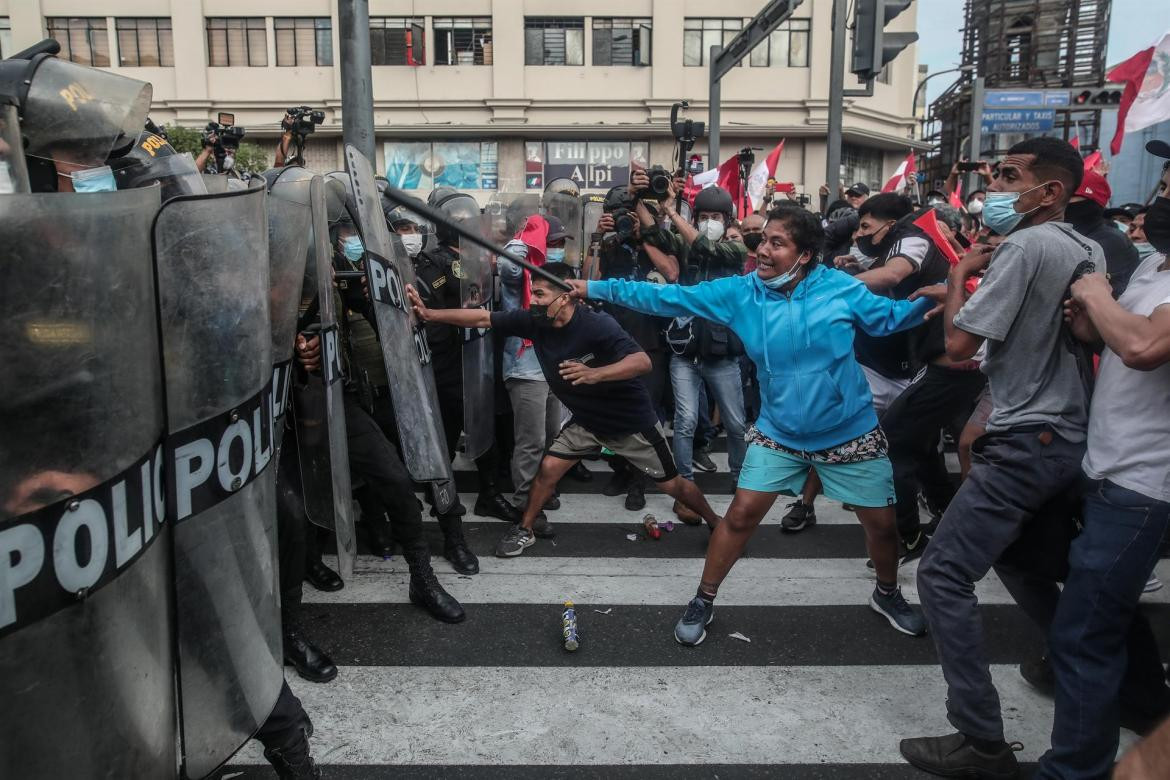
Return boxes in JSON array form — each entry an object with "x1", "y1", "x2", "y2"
[
  {"x1": 1066, "y1": 167, "x2": 1140, "y2": 296},
  {"x1": 740, "y1": 212, "x2": 766, "y2": 273},
  {"x1": 844, "y1": 182, "x2": 871, "y2": 208}
]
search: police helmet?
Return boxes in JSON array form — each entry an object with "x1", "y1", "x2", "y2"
[{"x1": 692, "y1": 186, "x2": 734, "y2": 221}]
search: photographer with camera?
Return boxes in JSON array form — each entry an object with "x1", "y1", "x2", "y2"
[
  {"x1": 275, "y1": 106, "x2": 325, "y2": 169},
  {"x1": 195, "y1": 112, "x2": 246, "y2": 174},
  {"x1": 641, "y1": 172, "x2": 748, "y2": 521}
]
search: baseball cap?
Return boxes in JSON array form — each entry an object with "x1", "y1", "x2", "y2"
[
  {"x1": 845, "y1": 182, "x2": 871, "y2": 196},
  {"x1": 1075, "y1": 169, "x2": 1111, "y2": 207},
  {"x1": 1146, "y1": 139, "x2": 1170, "y2": 159},
  {"x1": 544, "y1": 214, "x2": 573, "y2": 242}
]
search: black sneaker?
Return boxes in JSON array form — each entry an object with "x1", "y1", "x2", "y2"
[
  {"x1": 865, "y1": 531, "x2": 929, "y2": 569},
  {"x1": 692, "y1": 449, "x2": 718, "y2": 473},
  {"x1": 780, "y1": 501, "x2": 816, "y2": 533},
  {"x1": 494, "y1": 524, "x2": 535, "y2": 557},
  {"x1": 625, "y1": 478, "x2": 646, "y2": 511},
  {"x1": 1019, "y1": 654, "x2": 1055, "y2": 697},
  {"x1": 473, "y1": 491, "x2": 523, "y2": 524},
  {"x1": 602, "y1": 469, "x2": 629, "y2": 497},
  {"x1": 532, "y1": 511, "x2": 556, "y2": 539},
  {"x1": 899, "y1": 733, "x2": 1022, "y2": 780},
  {"x1": 566, "y1": 462, "x2": 593, "y2": 482},
  {"x1": 544, "y1": 494, "x2": 561, "y2": 511}
]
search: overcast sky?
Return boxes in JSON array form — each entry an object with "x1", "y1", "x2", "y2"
[{"x1": 916, "y1": 0, "x2": 1170, "y2": 105}]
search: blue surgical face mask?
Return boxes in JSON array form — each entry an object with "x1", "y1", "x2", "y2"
[
  {"x1": 1134, "y1": 241, "x2": 1157, "y2": 260},
  {"x1": 1115, "y1": 220, "x2": 1131, "y2": 233},
  {"x1": 982, "y1": 183, "x2": 1045, "y2": 235},
  {"x1": 758, "y1": 254, "x2": 807, "y2": 290},
  {"x1": 342, "y1": 236, "x2": 364, "y2": 262},
  {"x1": 546, "y1": 247, "x2": 566, "y2": 263},
  {"x1": 70, "y1": 165, "x2": 117, "y2": 194}
]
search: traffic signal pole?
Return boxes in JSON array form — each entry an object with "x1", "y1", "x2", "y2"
[
  {"x1": 826, "y1": 0, "x2": 847, "y2": 194},
  {"x1": 338, "y1": 0, "x2": 376, "y2": 163}
]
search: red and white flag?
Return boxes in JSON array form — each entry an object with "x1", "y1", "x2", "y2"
[
  {"x1": 746, "y1": 140, "x2": 785, "y2": 213},
  {"x1": 1070, "y1": 135, "x2": 1081, "y2": 152},
  {"x1": 692, "y1": 155, "x2": 747, "y2": 217},
  {"x1": 1083, "y1": 150, "x2": 1103, "y2": 172},
  {"x1": 882, "y1": 151, "x2": 917, "y2": 193},
  {"x1": 1108, "y1": 30, "x2": 1170, "y2": 155},
  {"x1": 949, "y1": 181, "x2": 963, "y2": 210}
]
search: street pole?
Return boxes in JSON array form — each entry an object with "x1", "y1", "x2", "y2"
[
  {"x1": 825, "y1": 0, "x2": 846, "y2": 193},
  {"x1": 338, "y1": 0, "x2": 376, "y2": 163},
  {"x1": 709, "y1": 45, "x2": 722, "y2": 169},
  {"x1": 967, "y1": 75, "x2": 985, "y2": 194}
]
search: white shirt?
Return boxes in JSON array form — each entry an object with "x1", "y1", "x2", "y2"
[{"x1": 1083, "y1": 252, "x2": 1170, "y2": 501}]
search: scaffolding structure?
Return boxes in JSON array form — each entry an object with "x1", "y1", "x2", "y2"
[{"x1": 923, "y1": 0, "x2": 1112, "y2": 188}]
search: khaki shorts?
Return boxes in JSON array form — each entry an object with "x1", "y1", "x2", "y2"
[{"x1": 548, "y1": 422, "x2": 678, "y2": 482}]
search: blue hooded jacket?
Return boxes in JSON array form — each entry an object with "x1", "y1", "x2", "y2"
[{"x1": 588, "y1": 265, "x2": 933, "y2": 452}]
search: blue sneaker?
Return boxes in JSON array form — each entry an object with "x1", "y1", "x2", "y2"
[
  {"x1": 674, "y1": 596, "x2": 715, "y2": 646},
  {"x1": 870, "y1": 586, "x2": 927, "y2": 636}
]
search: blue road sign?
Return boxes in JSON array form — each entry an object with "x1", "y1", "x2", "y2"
[
  {"x1": 981, "y1": 108, "x2": 1056, "y2": 134},
  {"x1": 984, "y1": 90, "x2": 1070, "y2": 109}
]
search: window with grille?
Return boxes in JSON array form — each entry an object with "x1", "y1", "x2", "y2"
[
  {"x1": 841, "y1": 143, "x2": 882, "y2": 192},
  {"x1": 524, "y1": 17, "x2": 584, "y2": 66},
  {"x1": 683, "y1": 19, "x2": 743, "y2": 67},
  {"x1": 748, "y1": 18, "x2": 809, "y2": 68},
  {"x1": 434, "y1": 17, "x2": 492, "y2": 65},
  {"x1": 369, "y1": 17, "x2": 424, "y2": 66},
  {"x1": 47, "y1": 17, "x2": 110, "y2": 67},
  {"x1": 593, "y1": 18, "x2": 651, "y2": 66},
  {"x1": 206, "y1": 17, "x2": 267, "y2": 67},
  {"x1": 0, "y1": 18, "x2": 12, "y2": 60},
  {"x1": 115, "y1": 18, "x2": 174, "y2": 67},
  {"x1": 275, "y1": 18, "x2": 332, "y2": 66}
]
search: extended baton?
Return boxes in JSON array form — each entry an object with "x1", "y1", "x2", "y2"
[{"x1": 380, "y1": 184, "x2": 573, "y2": 292}]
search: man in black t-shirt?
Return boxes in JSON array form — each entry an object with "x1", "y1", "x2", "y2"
[{"x1": 406, "y1": 262, "x2": 722, "y2": 558}]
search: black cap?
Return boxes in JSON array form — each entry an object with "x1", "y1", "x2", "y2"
[
  {"x1": 544, "y1": 214, "x2": 573, "y2": 242},
  {"x1": 1146, "y1": 140, "x2": 1170, "y2": 159},
  {"x1": 845, "y1": 182, "x2": 871, "y2": 196}
]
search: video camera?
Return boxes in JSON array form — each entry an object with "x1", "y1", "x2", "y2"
[
  {"x1": 670, "y1": 101, "x2": 704, "y2": 168},
  {"x1": 202, "y1": 112, "x2": 245, "y2": 150},
  {"x1": 281, "y1": 106, "x2": 325, "y2": 167}
]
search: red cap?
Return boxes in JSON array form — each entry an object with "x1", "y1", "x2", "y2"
[{"x1": 1076, "y1": 169, "x2": 1111, "y2": 207}]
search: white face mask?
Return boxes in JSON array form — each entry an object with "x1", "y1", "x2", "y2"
[
  {"x1": 400, "y1": 233, "x2": 423, "y2": 257},
  {"x1": 221, "y1": 153, "x2": 236, "y2": 172},
  {"x1": 967, "y1": 199, "x2": 984, "y2": 215},
  {"x1": 698, "y1": 219, "x2": 725, "y2": 242}
]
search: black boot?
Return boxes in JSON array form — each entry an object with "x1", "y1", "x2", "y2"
[
  {"x1": 474, "y1": 490, "x2": 523, "y2": 523},
  {"x1": 625, "y1": 474, "x2": 646, "y2": 511},
  {"x1": 283, "y1": 628, "x2": 338, "y2": 683},
  {"x1": 567, "y1": 461, "x2": 594, "y2": 482},
  {"x1": 262, "y1": 723, "x2": 321, "y2": 780},
  {"x1": 602, "y1": 465, "x2": 629, "y2": 497},
  {"x1": 304, "y1": 559, "x2": 343, "y2": 592},
  {"x1": 405, "y1": 548, "x2": 466, "y2": 623},
  {"x1": 363, "y1": 513, "x2": 395, "y2": 558},
  {"x1": 440, "y1": 519, "x2": 480, "y2": 575}
]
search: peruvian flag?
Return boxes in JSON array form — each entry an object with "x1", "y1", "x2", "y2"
[
  {"x1": 949, "y1": 181, "x2": 963, "y2": 210},
  {"x1": 1108, "y1": 30, "x2": 1170, "y2": 155},
  {"x1": 746, "y1": 140, "x2": 786, "y2": 213},
  {"x1": 693, "y1": 155, "x2": 747, "y2": 217},
  {"x1": 882, "y1": 151, "x2": 917, "y2": 193},
  {"x1": 1083, "y1": 150, "x2": 1103, "y2": 172},
  {"x1": 1069, "y1": 135, "x2": 1081, "y2": 152}
]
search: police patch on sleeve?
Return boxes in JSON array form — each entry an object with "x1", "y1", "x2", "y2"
[
  {"x1": 431, "y1": 276, "x2": 447, "y2": 290},
  {"x1": 450, "y1": 259, "x2": 464, "y2": 279}
]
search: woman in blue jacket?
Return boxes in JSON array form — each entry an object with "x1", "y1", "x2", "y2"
[{"x1": 568, "y1": 203, "x2": 933, "y2": 645}]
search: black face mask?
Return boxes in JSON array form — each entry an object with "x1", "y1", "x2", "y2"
[
  {"x1": 1144, "y1": 197, "x2": 1170, "y2": 254},
  {"x1": 743, "y1": 232, "x2": 763, "y2": 251},
  {"x1": 529, "y1": 302, "x2": 551, "y2": 323},
  {"x1": 1064, "y1": 199, "x2": 1103, "y2": 226},
  {"x1": 855, "y1": 221, "x2": 892, "y2": 258}
]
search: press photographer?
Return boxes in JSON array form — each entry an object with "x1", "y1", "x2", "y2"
[
  {"x1": 194, "y1": 111, "x2": 246, "y2": 174},
  {"x1": 275, "y1": 106, "x2": 325, "y2": 168}
]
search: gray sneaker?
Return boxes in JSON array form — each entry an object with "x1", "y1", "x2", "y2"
[
  {"x1": 673, "y1": 596, "x2": 715, "y2": 646},
  {"x1": 780, "y1": 501, "x2": 816, "y2": 533},
  {"x1": 870, "y1": 586, "x2": 927, "y2": 636},
  {"x1": 494, "y1": 525, "x2": 535, "y2": 558},
  {"x1": 692, "y1": 449, "x2": 718, "y2": 473},
  {"x1": 532, "y1": 512, "x2": 556, "y2": 539}
]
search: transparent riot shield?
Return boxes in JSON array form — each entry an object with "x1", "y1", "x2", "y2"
[
  {"x1": 265, "y1": 166, "x2": 315, "y2": 448},
  {"x1": 0, "y1": 187, "x2": 174, "y2": 778},
  {"x1": 343, "y1": 145, "x2": 456, "y2": 512},
  {"x1": 582, "y1": 194, "x2": 606, "y2": 245},
  {"x1": 544, "y1": 190, "x2": 584, "y2": 268},
  {"x1": 294, "y1": 176, "x2": 357, "y2": 580},
  {"x1": 152, "y1": 184, "x2": 283, "y2": 779}
]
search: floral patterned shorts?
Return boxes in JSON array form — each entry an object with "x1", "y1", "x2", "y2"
[{"x1": 746, "y1": 425, "x2": 888, "y2": 464}]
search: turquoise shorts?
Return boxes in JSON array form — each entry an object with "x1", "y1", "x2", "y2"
[{"x1": 737, "y1": 442, "x2": 895, "y2": 508}]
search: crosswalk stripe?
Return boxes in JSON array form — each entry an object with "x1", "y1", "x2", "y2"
[{"x1": 226, "y1": 665, "x2": 1142, "y2": 767}]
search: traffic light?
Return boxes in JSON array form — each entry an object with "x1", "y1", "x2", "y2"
[
  {"x1": 1073, "y1": 88, "x2": 1123, "y2": 106},
  {"x1": 851, "y1": 0, "x2": 919, "y2": 82}
]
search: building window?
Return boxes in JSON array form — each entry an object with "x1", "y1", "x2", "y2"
[
  {"x1": 369, "y1": 17, "x2": 424, "y2": 66},
  {"x1": 0, "y1": 18, "x2": 12, "y2": 59},
  {"x1": 384, "y1": 141, "x2": 498, "y2": 191},
  {"x1": 434, "y1": 17, "x2": 492, "y2": 65},
  {"x1": 47, "y1": 17, "x2": 110, "y2": 67},
  {"x1": 525, "y1": 17, "x2": 584, "y2": 66},
  {"x1": 274, "y1": 18, "x2": 332, "y2": 66},
  {"x1": 748, "y1": 18, "x2": 809, "y2": 68},
  {"x1": 593, "y1": 18, "x2": 651, "y2": 66},
  {"x1": 115, "y1": 18, "x2": 174, "y2": 67},
  {"x1": 683, "y1": 18, "x2": 742, "y2": 67},
  {"x1": 841, "y1": 143, "x2": 883, "y2": 192},
  {"x1": 206, "y1": 18, "x2": 267, "y2": 67}
]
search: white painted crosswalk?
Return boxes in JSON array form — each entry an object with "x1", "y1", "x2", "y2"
[{"x1": 222, "y1": 462, "x2": 1165, "y2": 778}]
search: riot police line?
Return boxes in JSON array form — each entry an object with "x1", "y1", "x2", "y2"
[{"x1": 0, "y1": 39, "x2": 581, "y2": 780}]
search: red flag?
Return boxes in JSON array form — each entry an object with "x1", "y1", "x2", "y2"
[
  {"x1": 948, "y1": 181, "x2": 963, "y2": 210},
  {"x1": 747, "y1": 139, "x2": 786, "y2": 212},
  {"x1": 913, "y1": 210, "x2": 960, "y2": 266},
  {"x1": 512, "y1": 215, "x2": 549, "y2": 355},
  {"x1": 1082, "y1": 150, "x2": 1102, "y2": 172},
  {"x1": 1107, "y1": 45, "x2": 1157, "y2": 155},
  {"x1": 1069, "y1": 135, "x2": 1081, "y2": 152},
  {"x1": 882, "y1": 151, "x2": 917, "y2": 193}
]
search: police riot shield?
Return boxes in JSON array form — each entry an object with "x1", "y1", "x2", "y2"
[
  {"x1": 0, "y1": 187, "x2": 174, "y2": 778},
  {"x1": 544, "y1": 186, "x2": 584, "y2": 269},
  {"x1": 294, "y1": 176, "x2": 357, "y2": 580},
  {"x1": 343, "y1": 145, "x2": 456, "y2": 512},
  {"x1": 153, "y1": 184, "x2": 283, "y2": 779},
  {"x1": 265, "y1": 166, "x2": 315, "y2": 446}
]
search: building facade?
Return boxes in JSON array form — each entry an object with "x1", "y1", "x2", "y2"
[{"x1": 3, "y1": 0, "x2": 924, "y2": 205}]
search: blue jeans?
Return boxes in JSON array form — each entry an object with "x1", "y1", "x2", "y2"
[
  {"x1": 670, "y1": 355, "x2": 746, "y2": 481},
  {"x1": 1036, "y1": 477, "x2": 1170, "y2": 780}
]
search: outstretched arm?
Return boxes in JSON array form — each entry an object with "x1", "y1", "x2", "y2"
[
  {"x1": 570, "y1": 276, "x2": 738, "y2": 326},
  {"x1": 407, "y1": 284, "x2": 491, "y2": 329},
  {"x1": 846, "y1": 278, "x2": 933, "y2": 336}
]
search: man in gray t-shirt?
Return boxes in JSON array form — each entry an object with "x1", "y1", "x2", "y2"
[
  {"x1": 901, "y1": 138, "x2": 1095, "y2": 780},
  {"x1": 952, "y1": 221, "x2": 1098, "y2": 442}
]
